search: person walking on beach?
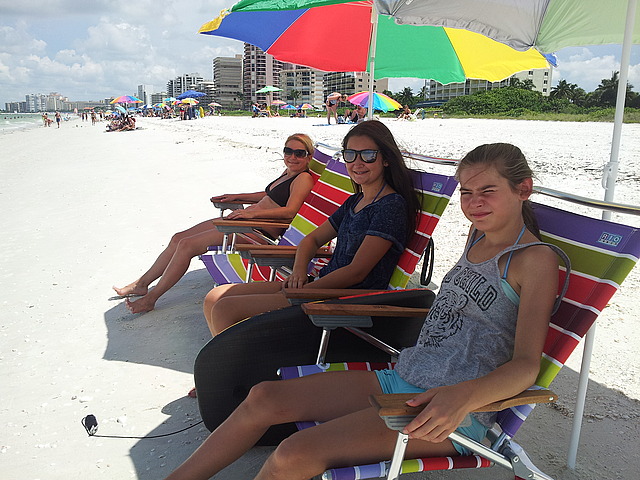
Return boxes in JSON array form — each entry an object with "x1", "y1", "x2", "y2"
[{"x1": 55, "y1": 111, "x2": 61, "y2": 128}]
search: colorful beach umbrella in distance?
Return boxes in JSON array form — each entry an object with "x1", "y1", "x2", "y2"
[
  {"x1": 347, "y1": 91, "x2": 401, "y2": 112},
  {"x1": 177, "y1": 90, "x2": 206, "y2": 100},
  {"x1": 199, "y1": 1, "x2": 551, "y2": 85},
  {"x1": 180, "y1": 98, "x2": 200, "y2": 104},
  {"x1": 271, "y1": 100, "x2": 287, "y2": 105},
  {"x1": 110, "y1": 95, "x2": 142, "y2": 104},
  {"x1": 255, "y1": 85, "x2": 282, "y2": 93},
  {"x1": 209, "y1": 102, "x2": 223, "y2": 107},
  {"x1": 298, "y1": 103, "x2": 314, "y2": 110}
]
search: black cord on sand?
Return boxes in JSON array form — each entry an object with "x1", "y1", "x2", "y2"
[{"x1": 82, "y1": 414, "x2": 203, "y2": 439}]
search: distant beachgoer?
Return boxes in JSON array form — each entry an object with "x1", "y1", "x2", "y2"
[
  {"x1": 356, "y1": 105, "x2": 367, "y2": 123},
  {"x1": 325, "y1": 92, "x2": 343, "y2": 124},
  {"x1": 42, "y1": 113, "x2": 49, "y2": 127}
]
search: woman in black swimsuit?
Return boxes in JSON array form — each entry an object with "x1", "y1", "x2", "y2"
[{"x1": 114, "y1": 134, "x2": 315, "y2": 314}]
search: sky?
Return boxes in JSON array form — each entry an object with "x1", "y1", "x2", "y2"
[{"x1": 1, "y1": 0, "x2": 639, "y2": 107}]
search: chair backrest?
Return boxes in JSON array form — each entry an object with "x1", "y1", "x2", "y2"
[
  {"x1": 278, "y1": 155, "x2": 354, "y2": 247},
  {"x1": 496, "y1": 202, "x2": 640, "y2": 437},
  {"x1": 388, "y1": 169, "x2": 458, "y2": 289}
]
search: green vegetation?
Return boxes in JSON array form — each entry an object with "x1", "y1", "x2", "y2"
[{"x1": 386, "y1": 72, "x2": 640, "y2": 123}]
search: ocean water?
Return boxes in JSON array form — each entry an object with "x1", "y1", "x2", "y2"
[{"x1": 0, "y1": 113, "x2": 68, "y2": 132}]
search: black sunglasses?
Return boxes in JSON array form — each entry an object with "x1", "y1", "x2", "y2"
[
  {"x1": 283, "y1": 147, "x2": 309, "y2": 158},
  {"x1": 341, "y1": 149, "x2": 378, "y2": 163}
]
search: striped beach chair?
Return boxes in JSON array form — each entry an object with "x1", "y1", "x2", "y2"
[
  {"x1": 279, "y1": 201, "x2": 640, "y2": 480},
  {"x1": 193, "y1": 170, "x2": 459, "y2": 440},
  {"x1": 199, "y1": 147, "x2": 352, "y2": 284}
]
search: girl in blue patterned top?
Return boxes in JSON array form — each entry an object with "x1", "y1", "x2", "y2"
[
  {"x1": 203, "y1": 120, "x2": 420, "y2": 336},
  {"x1": 165, "y1": 143, "x2": 565, "y2": 480}
]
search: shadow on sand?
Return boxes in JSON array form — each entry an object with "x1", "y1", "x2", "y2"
[
  {"x1": 103, "y1": 269, "x2": 212, "y2": 374},
  {"x1": 102, "y1": 271, "x2": 640, "y2": 479}
]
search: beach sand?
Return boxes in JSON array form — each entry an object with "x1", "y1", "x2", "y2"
[{"x1": 1, "y1": 115, "x2": 638, "y2": 480}]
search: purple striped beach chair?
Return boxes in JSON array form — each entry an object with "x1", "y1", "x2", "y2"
[{"x1": 279, "y1": 201, "x2": 640, "y2": 480}]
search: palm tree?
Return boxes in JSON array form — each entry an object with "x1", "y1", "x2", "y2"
[
  {"x1": 550, "y1": 79, "x2": 572, "y2": 99},
  {"x1": 419, "y1": 84, "x2": 429, "y2": 101},
  {"x1": 397, "y1": 87, "x2": 414, "y2": 106},
  {"x1": 595, "y1": 71, "x2": 635, "y2": 107},
  {"x1": 290, "y1": 89, "x2": 301, "y2": 105}
]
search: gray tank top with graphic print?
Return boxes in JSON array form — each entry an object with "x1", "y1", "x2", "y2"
[{"x1": 395, "y1": 239, "x2": 564, "y2": 427}]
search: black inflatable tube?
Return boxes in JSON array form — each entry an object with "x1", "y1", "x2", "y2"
[{"x1": 194, "y1": 289, "x2": 434, "y2": 445}]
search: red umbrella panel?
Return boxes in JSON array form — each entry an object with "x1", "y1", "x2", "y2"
[{"x1": 201, "y1": 2, "x2": 373, "y2": 72}]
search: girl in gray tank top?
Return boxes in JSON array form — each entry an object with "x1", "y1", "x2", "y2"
[{"x1": 163, "y1": 143, "x2": 569, "y2": 480}]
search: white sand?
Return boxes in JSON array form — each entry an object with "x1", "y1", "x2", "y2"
[{"x1": 1, "y1": 115, "x2": 638, "y2": 480}]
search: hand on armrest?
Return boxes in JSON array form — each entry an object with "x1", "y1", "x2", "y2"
[{"x1": 369, "y1": 389, "x2": 558, "y2": 418}]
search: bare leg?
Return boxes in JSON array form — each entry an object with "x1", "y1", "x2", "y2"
[
  {"x1": 114, "y1": 219, "x2": 219, "y2": 298},
  {"x1": 164, "y1": 370, "x2": 384, "y2": 480},
  {"x1": 125, "y1": 227, "x2": 231, "y2": 313},
  {"x1": 257, "y1": 403, "x2": 457, "y2": 480},
  {"x1": 202, "y1": 282, "x2": 288, "y2": 335}
]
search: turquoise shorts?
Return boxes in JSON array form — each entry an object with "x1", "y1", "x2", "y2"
[{"x1": 374, "y1": 369, "x2": 488, "y2": 456}]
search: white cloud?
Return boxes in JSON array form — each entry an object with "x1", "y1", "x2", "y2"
[
  {"x1": 553, "y1": 47, "x2": 640, "y2": 92},
  {"x1": 0, "y1": 0, "x2": 237, "y2": 105}
]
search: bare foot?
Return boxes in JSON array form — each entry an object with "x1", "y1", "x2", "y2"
[
  {"x1": 113, "y1": 283, "x2": 148, "y2": 297},
  {"x1": 125, "y1": 295, "x2": 156, "y2": 314}
]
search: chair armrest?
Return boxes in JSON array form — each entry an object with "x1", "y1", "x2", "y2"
[
  {"x1": 302, "y1": 303, "x2": 430, "y2": 329},
  {"x1": 284, "y1": 288, "x2": 381, "y2": 301},
  {"x1": 211, "y1": 218, "x2": 292, "y2": 229},
  {"x1": 211, "y1": 218, "x2": 292, "y2": 235},
  {"x1": 369, "y1": 389, "x2": 558, "y2": 417},
  {"x1": 236, "y1": 244, "x2": 333, "y2": 259},
  {"x1": 211, "y1": 200, "x2": 258, "y2": 209},
  {"x1": 302, "y1": 303, "x2": 429, "y2": 318}
]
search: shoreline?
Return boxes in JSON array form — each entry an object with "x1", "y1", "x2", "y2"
[{"x1": 1, "y1": 115, "x2": 638, "y2": 480}]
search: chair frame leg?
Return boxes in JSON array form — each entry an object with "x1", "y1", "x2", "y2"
[
  {"x1": 386, "y1": 432, "x2": 409, "y2": 480},
  {"x1": 316, "y1": 328, "x2": 331, "y2": 365}
]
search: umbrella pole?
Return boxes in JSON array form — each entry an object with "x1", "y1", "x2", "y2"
[
  {"x1": 366, "y1": 4, "x2": 379, "y2": 120},
  {"x1": 567, "y1": 0, "x2": 638, "y2": 470}
]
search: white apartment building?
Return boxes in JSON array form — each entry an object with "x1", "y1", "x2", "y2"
[
  {"x1": 429, "y1": 67, "x2": 553, "y2": 102},
  {"x1": 323, "y1": 72, "x2": 389, "y2": 101},
  {"x1": 167, "y1": 73, "x2": 204, "y2": 98},
  {"x1": 279, "y1": 66, "x2": 325, "y2": 107},
  {"x1": 243, "y1": 43, "x2": 288, "y2": 106},
  {"x1": 213, "y1": 55, "x2": 243, "y2": 109},
  {"x1": 137, "y1": 84, "x2": 155, "y2": 105},
  {"x1": 512, "y1": 68, "x2": 553, "y2": 95}
]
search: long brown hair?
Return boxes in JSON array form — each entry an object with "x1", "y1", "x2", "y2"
[
  {"x1": 456, "y1": 143, "x2": 540, "y2": 238},
  {"x1": 342, "y1": 121, "x2": 420, "y2": 235}
]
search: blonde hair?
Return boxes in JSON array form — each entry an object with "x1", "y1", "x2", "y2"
[{"x1": 286, "y1": 133, "x2": 314, "y2": 157}]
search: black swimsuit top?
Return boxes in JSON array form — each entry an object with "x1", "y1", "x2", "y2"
[{"x1": 265, "y1": 170, "x2": 310, "y2": 207}]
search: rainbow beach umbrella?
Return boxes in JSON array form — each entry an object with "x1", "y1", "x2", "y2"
[
  {"x1": 110, "y1": 95, "x2": 142, "y2": 104},
  {"x1": 347, "y1": 91, "x2": 401, "y2": 112},
  {"x1": 199, "y1": 0, "x2": 552, "y2": 85}
]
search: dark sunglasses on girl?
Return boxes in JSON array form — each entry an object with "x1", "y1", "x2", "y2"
[
  {"x1": 341, "y1": 149, "x2": 378, "y2": 163},
  {"x1": 283, "y1": 147, "x2": 309, "y2": 158}
]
